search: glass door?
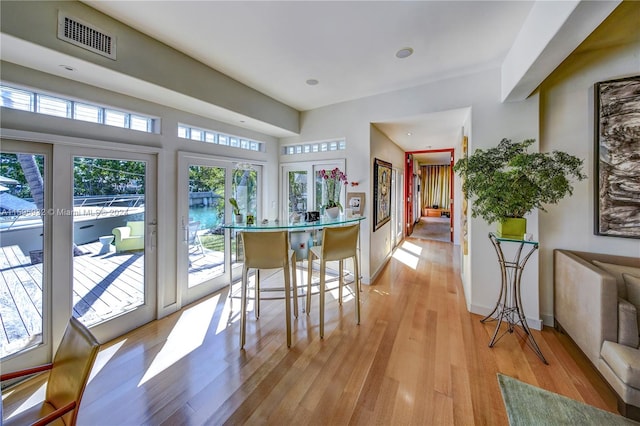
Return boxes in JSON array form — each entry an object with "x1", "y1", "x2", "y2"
[
  {"x1": 285, "y1": 168, "x2": 309, "y2": 219},
  {"x1": 71, "y1": 149, "x2": 157, "y2": 343},
  {"x1": 281, "y1": 160, "x2": 345, "y2": 220},
  {"x1": 0, "y1": 141, "x2": 52, "y2": 370},
  {"x1": 178, "y1": 153, "x2": 260, "y2": 307}
]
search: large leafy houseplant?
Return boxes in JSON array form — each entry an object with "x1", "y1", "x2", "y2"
[{"x1": 453, "y1": 138, "x2": 586, "y2": 238}]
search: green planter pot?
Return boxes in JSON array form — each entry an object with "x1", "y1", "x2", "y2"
[{"x1": 497, "y1": 218, "x2": 526, "y2": 239}]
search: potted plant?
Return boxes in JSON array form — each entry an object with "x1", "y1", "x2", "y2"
[
  {"x1": 229, "y1": 197, "x2": 243, "y2": 223},
  {"x1": 453, "y1": 138, "x2": 586, "y2": 239},
  {"x1": 319, "y1": 167, "x2": 348, "y2": 218}
]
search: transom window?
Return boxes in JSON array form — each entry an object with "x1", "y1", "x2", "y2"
[
  {"x1": 0, "y1": 84, "x2": 157, "y2": 133},
  {"x1": 283, "y1": 139, "x2": 346, "y2": 155},
  {"x1": 178, "y1": 124, "x2": 263, "y2": 152}
]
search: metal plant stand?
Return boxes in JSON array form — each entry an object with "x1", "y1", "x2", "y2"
[{"x1": 481, "y1": 232, "x2": 548, "y2": 364}]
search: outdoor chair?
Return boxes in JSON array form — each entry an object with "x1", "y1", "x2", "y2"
[
  {"x1": 112, "y1": 220, "x2": 144, "y2": 252},
  {"x1": 188, "y1": 221, "x2": 204, "y2": 255}
]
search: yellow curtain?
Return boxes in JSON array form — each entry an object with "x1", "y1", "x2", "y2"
[{"x1": 421, "y1": 165, "x2": 450, "y2": 210}]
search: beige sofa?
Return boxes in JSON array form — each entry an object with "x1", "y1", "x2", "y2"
[{"x1": 554, "y1": 249, "x2": 640, "y2": 419}]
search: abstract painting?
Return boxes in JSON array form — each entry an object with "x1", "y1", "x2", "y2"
[{"x1": 594, "y1": 75, "x2": 640, "y2": 238}]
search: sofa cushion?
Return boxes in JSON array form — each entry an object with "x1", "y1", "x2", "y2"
[
  {"x1": 625, "y1": 273, "x2": 640, "y2": 331},
  {"x1": 593, "y1": 261, "x2": 640, "y2": 299},
  {"x1": 601, "y1": 340, "x2": 640, "y2": 389},
  {"x1": 619, "y1": 298, "x2": 640, "y2": 348}
]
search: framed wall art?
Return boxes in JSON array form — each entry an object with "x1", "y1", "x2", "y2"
[
  {"x1": 594, "y1": 75, "x2": 640, "y2": 239},
  {"x1": 346, "y1": 192, "x2": 365, "y2": 216},
  {"x1": 373, "y1": 158, "x2": 392, "y2": 231}
]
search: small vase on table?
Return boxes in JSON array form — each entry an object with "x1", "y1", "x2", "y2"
[{"x1": 325, "y1": 206, "x2": 340, "y2": 219}]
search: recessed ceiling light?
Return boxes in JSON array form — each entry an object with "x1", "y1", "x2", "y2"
[
  {"x1": 59, "y1": 65, "x2": 76, "y2": 72},
  {"x1": 306, "y1": 79, "x2": 319, "y2": 86},
  {"x1": 407, "y1": 132, "x2": 412, "y2": 136},
  {"x1": 395, "y1": 47, "x2": 414, "y2": 59}
]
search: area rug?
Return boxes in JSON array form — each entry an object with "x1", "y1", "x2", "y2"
[
  {"x1": 498, "y1": 373, "x2": 639, "y2": 426},
  {"x1": 411, "y1": 216, "x2": 450, "y2": 242}
]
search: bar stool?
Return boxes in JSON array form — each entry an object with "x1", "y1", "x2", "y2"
[
  {"x1": 306, "y1": 223, "x2": 360, "y2": 338},
  {"x1": 239, "y1": 230, "x2": 297, "y2": 349}
]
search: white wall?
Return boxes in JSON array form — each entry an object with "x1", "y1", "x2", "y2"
[
  {"x1": 538, "y1": 1, "x2": 640, "y2": 326},
  {"x1": 370, "y1": 125, "x2": 405, "y2": 279},
  {"x1": 0, "y1": 0, "x2": 299, "y2": 134},
  {"x1": 280, "y1": 67, "x2": 541, "y2": 322},
  {"x1": 1, "y1": 62, "x2": 281, "y2": 319}
]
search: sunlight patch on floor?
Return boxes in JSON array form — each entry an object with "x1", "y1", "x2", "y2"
[
  {"x1": 393, "y1": 245, "x2": 419, "y2": 270},
  {"x1": 88, "y1": 339, "x2": 127, "y2": 383},
  {"x1": 329, "y1": 284, "x2": 355, "y2": 302},
  {"x1": 216, "y1": 289, "x2": 243, "y2": 334},
  {"x1": 138, "y1": 294, "x2": 219, "y2": 386},
  {"x1": 401, "y1": 240, "x2": 422, "y2": 256},
  {"x1": 3, "y1": 382, "x2": 47, "y2": 421}
]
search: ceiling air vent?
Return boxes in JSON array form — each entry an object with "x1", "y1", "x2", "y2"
[{"x1": 57, "y1": 12, "x2": 116, "y2": 60}]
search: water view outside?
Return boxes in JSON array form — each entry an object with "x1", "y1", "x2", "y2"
[
  {"x1": 187, "y1": 165, "x2": 257, "y2": 289},
  {"x1": 188, "y1": 206, "x2": 222, "y2": 230}
]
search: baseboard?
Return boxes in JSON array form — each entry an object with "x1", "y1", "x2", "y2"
[{"x1": 541, "y1": 312, "x2": 555, "y2": 328}]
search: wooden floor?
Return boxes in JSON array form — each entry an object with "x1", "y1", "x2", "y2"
[
  {"x1": 2, "y1": 237, "x2": 618, "y2": 425},
  {"x1": 0, "y1": 242, "x2": 223, "y2": 358}
]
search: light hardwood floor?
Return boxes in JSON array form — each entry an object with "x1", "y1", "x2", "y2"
[{"x1": 2, "y1": 237, "x2": 618, "y2": 425}]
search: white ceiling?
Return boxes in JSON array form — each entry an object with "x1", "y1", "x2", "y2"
[
  {"x1": 84, "y1": 1, "x2": 534, "y2": 112},
  {"x1": 77, "y1": 0, "x2": 535, "y2": 152},
  {"x1": 4, "y1": 1, "x2": 611, "y2": 156}
]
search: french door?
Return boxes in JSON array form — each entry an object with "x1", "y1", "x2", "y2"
[
  {"x1": 0, "y1": 141, "x2": 52, "y2": 371},
  {"x1": 281, "y1": 160, "x2": 345, "y2": 220},
  {"x1": 0, "y1": 141, "x2": 156, "y2": 370},
  {"x1": 177, "y1": 152, "x2": 261, "y2": 307},
  {"x1": 69, "y1": 147, "x2": 157, "y2": 343}
]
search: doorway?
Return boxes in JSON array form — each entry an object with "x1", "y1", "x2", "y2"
[{"x1": 405, "y1": 149, "x2": 454, "y2": 243}]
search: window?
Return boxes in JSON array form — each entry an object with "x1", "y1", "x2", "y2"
[
  {"x1": 37, "y1": 94, "x2": 70, "y2": 117},
  {"x1": 283, "y1": 139, "x2": 346, "y2": 156},
  {"x1": 177, "y1": 124, "x2": 263, "y2": 152},
  {"x1": 1, "y1": 84, "x2": 156, "y2": 133}
]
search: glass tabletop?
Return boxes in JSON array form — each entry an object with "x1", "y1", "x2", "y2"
[
  {"x1": 222, "y1": 215, "x2": 366, "y2": 230},
  {"x1": 489, "y1": 232, "x2": 538, "y2": 245}
]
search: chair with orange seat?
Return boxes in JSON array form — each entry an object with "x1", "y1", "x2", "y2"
[
  {"x1": 239, "y1": 230, "x2": 298, "y2": 349},
  {"x1": 306, "y1": 223, "x2": 361, "y2": 338},
  {"x1": 1, "y1": 316, "x2": 100, "y2": 426}
]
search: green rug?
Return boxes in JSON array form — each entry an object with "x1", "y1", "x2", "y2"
[{"x1": 498, "y1": 373, "x2": 639, "y2": 425}]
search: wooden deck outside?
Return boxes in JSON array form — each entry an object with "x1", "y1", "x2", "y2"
[
  {"x1": 1, "y1": 241, "x2": 227, "y2": 358},
  {"x1": 0, "y1": 241, "x2": 229, "y2": 358}
]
